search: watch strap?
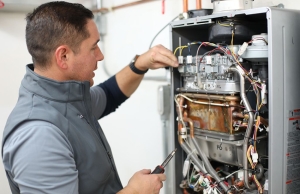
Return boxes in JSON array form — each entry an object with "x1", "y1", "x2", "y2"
[{"x1": 129, "y1": 55, "x2": 148, "y2": 75}]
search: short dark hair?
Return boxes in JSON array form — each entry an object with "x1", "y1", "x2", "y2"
[{"x1": 26, "y1": 1, "x2": 94, "y2": 68}]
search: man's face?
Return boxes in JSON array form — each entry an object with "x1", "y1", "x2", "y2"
[{"x1": 68, "y1": 19, "x2": 104, "y2": 86}]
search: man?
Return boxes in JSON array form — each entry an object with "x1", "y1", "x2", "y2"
[{"x1": 2, "y1": 1, "x2": 178, "y2": 194}]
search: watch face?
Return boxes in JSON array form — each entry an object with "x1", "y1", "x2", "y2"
[{"x1": 132, "y1": 55, "x2": 140, "y2": 63}]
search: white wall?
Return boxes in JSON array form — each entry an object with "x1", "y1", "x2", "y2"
[
  {"x1": 0, "y1": 12, "x2": 32, "y2": 193},
  {"x1": 1, "y1": 0, "x2": 300, "y2": 193}
]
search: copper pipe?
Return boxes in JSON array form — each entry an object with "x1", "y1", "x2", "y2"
[
  {"x1": 177, "y1": 96, "x2": 186, "y2": 145},
  {"x1": 181, "y1": 93, "x2": 240, "y2": 101},
  {"x1": 178, "y1": 122, "x2": 184, "y2": 145},
  {"x1": 260, "y1": 116, "x2": 269, "y2": 127},
  {"x1": 183, "y1": 117, "x2": 194, "y2": 138},
  {"x1": 176, "y1": 96, "x2": 185, "y2": 121},
  {"x1": 183, "y1": 0, "x2": 188, "y2": 13},
  {"x1": 235, "y1": 180, "x2": 244, "y2": 188},
  {"x1": 179, "y1": 95, "x2": 231, "y2": 107},
  {"x1": 196, "y1": 0, "x2": 202, "y2": 9},
  {"x1": 231, "y1": 176, "x2": 235, "y2": 185},
  {"x1": 233, "y1": 112, "x2": 245, "y2": 119}
]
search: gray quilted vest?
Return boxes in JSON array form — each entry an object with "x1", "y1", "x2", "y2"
[{"x1": 2, "y1": 64, "x2": 123, "y2": 194}]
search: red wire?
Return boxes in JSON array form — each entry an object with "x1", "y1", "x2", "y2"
[
  {"x1": 0, "y1": 1, "x2": 4, "y2": 8},
  {"x1": 162, "y1": 0, "x2": 165, "y2": 14}
]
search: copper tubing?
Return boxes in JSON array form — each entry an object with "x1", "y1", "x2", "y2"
[
  {"x1": 177, "y1": 96, "x2": 185, "y2": 116},
  {"x1": 183, "y1": 0, "x2": 188, "y2": 13},
  {"x1": 260, "y1": 116, "x2": 269, "y2": 127},
  {"x1": 233, "y1": 112, "x2": 246, "y2": 119},
  {"x1": 183, "y1": 117, "x2": 194, "y2": 138},
  {"x1": 231, "y1": 176, "x2": 235, "y2": 185},
  {"x1": 177, "y1": 96, "x2": 185, "y2": 145},
  {"x1": 235, "y1": 180, "x2": 244, "y2": 188},
  {"x1": 196, "y1": 0, "x2": 202, "y2": 9},
  {"x1": 181, "y1": 93, "x2": 240, "y2": 101},
  {"x1": 178, "y1": 122, "x2": 184, "y2": 145}
]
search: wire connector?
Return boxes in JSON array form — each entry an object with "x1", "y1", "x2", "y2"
[
  {"x1": 252, "y1": 152, "x2": 258, "y2": 163},
  {"x1": 178, "y1": 56, "x2": 184, "y2": 64},
  {"x1": 187, "y1": 55, "x2": 193, "y2": 64},
  {"x1": 238, "y1": 42, "x2": 248, "y2": 56},
  {"x1": 182, "y1": 159, "x2": 190, "y2": 177}
]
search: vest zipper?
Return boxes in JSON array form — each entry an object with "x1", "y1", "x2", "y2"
[{"x1": 78, "y1": 114, "x2": 113, "y2": 161}]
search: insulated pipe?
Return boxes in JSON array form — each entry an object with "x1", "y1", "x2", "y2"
[
  {"x1": 177, "y1": 96, "x2": 208, "y2": 174},
  {"x1": 228, "y1": 65, "x2": 255, "y2": 189},
  {"x1": 196, "y1": 0, "x2": 202, "y2": 9},
  {"x1": 178, "y1": 123, "x2": 207, "y2": 174},
  {"x1": 181, "y1": 142, "x2": 207, "y2": 174},
  {"x1": 183, "y1": 116, "x2": 230, "y2": 193},
  {"x1": 190, "y1": 133, "x2": 230, "y2": 192}
]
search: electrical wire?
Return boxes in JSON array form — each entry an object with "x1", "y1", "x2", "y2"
[
  {"x1": 149, "y1": 15, "x2": 179, "y2": 49},
  {"x1": 217, "y1": 20, "x2": 231, "y2": 27},
  {"x1": 248, "y1": 38, "x2": 268, "y2": 45},
  {"x1": 224, "y1": 170, "x2": 243, "y2": 180}
]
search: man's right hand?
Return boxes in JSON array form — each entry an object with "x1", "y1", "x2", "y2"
[{"x1": 117, "y1": 169, "x2": 166, "y2": 194}]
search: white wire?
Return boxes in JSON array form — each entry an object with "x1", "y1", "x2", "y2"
[{"x1": 225, "y1": 169, "x2": 243, "y2": 179}]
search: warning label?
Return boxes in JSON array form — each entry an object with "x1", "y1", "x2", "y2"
[
  {"x1": 286, "y1": 109, "x2": 300, "y2": 193},
  {"x1": 289, "y1": 109, "x2": 300, "y2": 118}
]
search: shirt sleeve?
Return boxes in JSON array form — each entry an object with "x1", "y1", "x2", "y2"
[
  {"x1": 90, "y1": 75, "x2": 128, "y2": 119},
  {"x1": 2, "y1": 121, "x2": 78, "y2": 194}
]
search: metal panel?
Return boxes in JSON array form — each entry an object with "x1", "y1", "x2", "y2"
[{"x1": 268, "y1": 8, "x2": 300, "y2": 194}]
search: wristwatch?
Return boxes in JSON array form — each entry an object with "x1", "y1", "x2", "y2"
[{"x1": 129, "y1": 55, "x2": 148, "y2": 75}]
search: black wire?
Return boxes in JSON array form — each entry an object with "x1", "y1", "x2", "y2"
[
  {"x1": 149, "y1": 15, "x2": 179, "y2": 49},
  {"x1": 245, "y1": 84, "x2": 252, "y2": 95}
]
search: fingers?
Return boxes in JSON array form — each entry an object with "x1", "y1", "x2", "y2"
[
  {"x1": 157, "y1": 173, "x2": 166, "y2": 181},
  {"x1": 150, "y1": 50, "x2": 178, "y2": 68},
  {"x1": 140, "y1": 169, "x2": 151, "y2": 174},
  {"x1": 155, "y1": 44, "x2": 177, "y2": 62},
  {"x1": 149, "y1": 44, "x2": 178, "y2": 69}
]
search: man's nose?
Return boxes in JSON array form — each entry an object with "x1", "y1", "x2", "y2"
[{"x1": 97, "y1": 46, "x2": 104, "y2": 61}]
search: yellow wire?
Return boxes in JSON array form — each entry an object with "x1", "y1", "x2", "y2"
[
  {"x1": 173, "y1": 47, "x2": 181, "y2": 55},
  {"x1": 180, "y1": 46, "x2": 188, "y2": 56},
  {"x1": 217, "y1": 20, "x2": 231, "y2": 27},
  {"x1": 253, "y1": 175, "x2": 263, "y2": 193},
  {"x1": 258, "y1": 101, "x2": 264, "y2": 110},
  {"x1": 173, "y1": 46, "x2": 188, "y2": 56},
  {"x1": 247, "y1": 145, "x2": 255, "y2": 169}
]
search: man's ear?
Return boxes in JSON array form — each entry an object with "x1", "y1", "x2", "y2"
[{"x1": 55, "y1": 45, "x2": 72, "y2": 69}]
